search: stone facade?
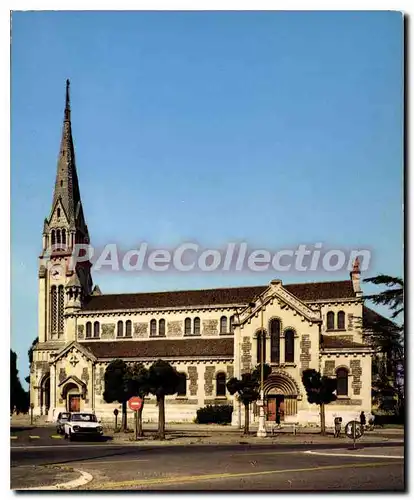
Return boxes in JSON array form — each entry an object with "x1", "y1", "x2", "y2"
[
  {"x1": 133, "y1": 322, "x2": 148, "y2": 338},
  {"x1": 350, "y1": 359, "x2": 362, "y2": 396},
  {"x1": 300, "y1": 334, "x2": 311, "y2": 374}
]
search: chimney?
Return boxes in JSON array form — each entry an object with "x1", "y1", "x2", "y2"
[{"x1": 350, "y1": 257, "x2": 362, "y2": 297}]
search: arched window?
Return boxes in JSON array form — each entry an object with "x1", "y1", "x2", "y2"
[
  {"x1": 257, "y1": 330, "x2": 267, "y2": 364},
  {"x1": 177, "y1": 372, "x2": 187, "y2": 397},
  {"x1": 125, "y1": 320, "x2": 132, "y2": 338},
  {"x1": 86, "y1": 322, "x2": 92, "y2": 338},
  {"x1": 220, "y1": 316, "x2": 227, "y2": 334},
  {"x1": 193, "y1": 317, "x2": 201, "y2": 335},
  {"x1": 117, "y1": 321, "x2": 124, "y2": 337},
  {"x1": 56, "y1": 229, "x2": 61, "y2": 245},
  {"x1": 58, "y1": 285, "x2": 64, "y2": 334},
  {"x1": 159, "y1": 319, "x2": 166, "y2": 336},
  {"x1": 93, "y1": 321, "x2": 100, "y2": 338},
  {"x1": 62, "y1": 229, "x2": 66, "y2": 246},
  {"x1": 184, "y1": 318, "x2": 191, "y2": 336},
  {"x1": 51, "y1": 230, "x2": 56, "y2": 245},
  {"x1": 150, "y1": 319, "x2": 157, "y2": 337},
  {"x1": 216, "y1": 372, "x2": 226, "y2": 397},
  {"x1": 270, "y1": 319, "x2": 281, "y2": 364},
  {"x1": 336, "y1": 368, "x2": 348, "y2": 396},
  {"x1": 337, "y1": 311, "x2": 345, "y2": 330},
  {"x1": 229, "y1": 315, "x2": 235, "y2": 333},
  {"x1": 285, "y1": 329, "x2": 295, "y2": 363},
  {"x1": 50, "y1": 286, "x2": 57, "y2": 335},
  {"x1": 327, "y1": 311, "x2": 335, "y2": 330}
]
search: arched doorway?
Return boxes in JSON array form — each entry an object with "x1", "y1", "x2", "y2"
[
  {"x1": 263, "y1": 372, "x2": 299, "y2": 422},
  {"x1": 40, "y1": 374, "x2": 50, "y2": 415},
  {"x1": 61, "y1": 382, "x2": 82, "y2": 412}
]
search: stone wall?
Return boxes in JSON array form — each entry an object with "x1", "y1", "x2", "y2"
[
  {"x1": 204, "y1": 366, "x2": 215, "y2": 396},
  {"x1": 167, "y1": 320, "x2": 182, "y2": 337},
  {"x1": 133, "y1": 322, "x2": 148, "y2": 338},
  {"x1": 350, "y1": 359, "x2": 362, "y2": 395},
  {"x1": 241, "y1": 336, "x2": 252, "y2": 374},
  {"x1": 323, "y1": 360, "x2": 336, "y2": 377},
  {"x1": 300, "y1": 334, "x2": 311, "y2": 374},
  {"x1": 188, "y1": 366, "x2": 198, "y2": 396},
  {"x1": 77, "y1": 325, "x2": 84, "y2": 340},
  {"x1": 203, "y1": 319, "x2": 218, "y2": 336},
  {"x1": 101, "y1": 324, "x2": 115, "y2": 339}
]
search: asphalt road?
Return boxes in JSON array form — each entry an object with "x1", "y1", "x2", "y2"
[{"x1": 11, "y1": 437, "x2": 405, "y2": 491}]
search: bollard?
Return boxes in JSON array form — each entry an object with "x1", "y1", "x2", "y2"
[{"x1": 30, "y1": 403, "x2": 34, "y2": 426}]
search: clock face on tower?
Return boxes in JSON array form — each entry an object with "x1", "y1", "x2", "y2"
[{"x1": 50, "y1": 263, "x2": 64, "y2": 280}]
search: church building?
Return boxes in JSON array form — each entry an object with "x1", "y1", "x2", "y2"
[{"x1": 31, "y1": 81, "x2": 379, "y2": 427}]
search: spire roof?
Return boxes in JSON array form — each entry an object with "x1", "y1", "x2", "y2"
[{"x1": 51, "y1": 79, "x2": 83, "y2": 230}]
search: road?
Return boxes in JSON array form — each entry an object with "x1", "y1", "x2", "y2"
[{"x1": 11, "y1": 426, "x2": 405, "y2": 491}]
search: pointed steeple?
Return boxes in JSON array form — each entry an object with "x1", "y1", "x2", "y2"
[{"x1": 51, "y1": 79, "x2": 83, "y2": 232}]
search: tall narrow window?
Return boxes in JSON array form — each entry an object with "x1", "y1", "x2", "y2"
[
  {"x1": 51, "y1": 286, "x2": 58, "y2": 334},
  {"x1": 125, "y1": 320, "x2": 132, "y2": 338},
  {"x1": 327, "y1": 311, "x2": 335, "y2": 330},
  {"x1": 216, "y1": 372, "x2": 226, "y2": 397},
  {"x1": 284, "y1": 329, "x2": 295, "y2": 363},
  {"x1": 177, "y1": 373, "x2": 187, "y2": 397},
  {"x1": 93, "y1": 321, "x2": 100, "y2": 338},
  {"x1": 257, "y1": 330, "x2": 267, "y2": 364},
  {"x1": 150, "y1": 319, "x2": 157, "y2": 337},
  {"x1": 337, "y1": 311, "x2": 345, "y2": 330},
  {"x1": 58, "y1": 285, "x2": 64, "y2": 334},
  {"x1": 184, "y1": 318, "x2": 191, "y2": 335},
  {"x1": 117, "y1": 321, "x2": 124, "y2": 337},
  {"x1": 56, "y1": 229, "x2": 61, "y2": 245},
  {"x1": 336, "y1": 368, "x2": 348, "y2": 396},
  {"x1": 57, "y1": 208, "x2": 61, "y2": 218},
  {"x1": 62, "y1": 229, "x2": 66, "y2": 246},
  {"x1": 270, "y1": 319, "x2": 281, "y2": 364},
  {"x1": 159, "y1": 319, "x2": 166, "y2": 336},
  {"x1": 229, "y1": 315, "x2": 235, "y2": 333},
  {"x1": 51, "y1": 230, "x2": 56, "y2": 246},
  {"x1": 220, "y1": 316, "x2": 227, "y2": 334},
  {"x1": 194, "y1": 317, "x2": 201, "y2": 335},
  {"x1": 86, "y1": 322, "x2": 92, "y2": 338}
]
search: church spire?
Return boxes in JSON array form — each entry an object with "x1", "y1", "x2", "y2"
[{"x1": 50, "y1": 79, "x2": 84, "y2": 233}]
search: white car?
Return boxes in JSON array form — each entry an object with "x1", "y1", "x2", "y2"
[{"x1": 63, "y1": 412, "x2": 104, "y2": 441}]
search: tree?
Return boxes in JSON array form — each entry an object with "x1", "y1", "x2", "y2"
[
  {"x1": 10, "y1": 350, "x2": 29, "y2": 414},
  {"x1": 226, "y1": 364, "x2": 271, "y2": 435},
  {"x1": 25, "y1": 337, "x2": 39, "y2": 385},
  {"x1": 147, "y1": 360, "x2": 181, "y2": 440},
  {"x1": 363, "y1": 275, "x2": 404, "y2": 416},
  {"x1": 103, "y1": 359, "x2": 130, "y2": 431},
  {"x1": 125, "y1": 363, "x2": 150, "y2": 437},
  {"x1": 301, "y1": 368, "x2": 337, "y2": 435}
]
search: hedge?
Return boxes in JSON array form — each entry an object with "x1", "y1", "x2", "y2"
[{"x1": 195, "y1": 404, "x2": 233, "y2": 424}]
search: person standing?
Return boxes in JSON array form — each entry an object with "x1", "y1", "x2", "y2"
[
  {"x1": 360, "y1": 411, "x2": 366, "y2": 432},
  {"x1": 334, "y1": 416, "x2": 342, "y2": 437}
]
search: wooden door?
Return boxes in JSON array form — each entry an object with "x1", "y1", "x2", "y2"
[
  {"x1": 69, "y1": 395, "x2": 80, "y2": 412},
  {"x1": 267, "y1": 398, "x2": 276, "y2": 421},
  {"x1": 277, "y1": 396, "x2": 285, "y2": 421}
]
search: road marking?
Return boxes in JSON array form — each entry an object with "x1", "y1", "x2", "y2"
[
  {"x1": 94, "y1": 461, "x2": 402, "y2": 489},
  {"x1": 59, "y1": 458, "x2": 150, "y2": 465},
  {"x1": 304, "y1": 450, "x2": 404, "y2": 459},
  {"x1": 29, "y1": 436, "x2": 40, "y2": 439},
  {"x1": 10, "y1": 436, "x2": 17, "y2": 440},
  {"x1": 20, "y1": 469, "x2": 93, "y2": 491},
  {"x1": 51, "y1": 435, "x2": 63, "y2": 439}
]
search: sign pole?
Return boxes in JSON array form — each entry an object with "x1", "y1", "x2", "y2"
[
  {"x1": 353, "y1": 422, "x2": 356, "y2": 449},
  {"x1": 135, "y1": 410, "x2": 138, "y2": 440}
]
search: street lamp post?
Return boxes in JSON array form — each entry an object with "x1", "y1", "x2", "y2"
[{"x1": 257, "y1": 303, "x2": 267, "y2": 438}]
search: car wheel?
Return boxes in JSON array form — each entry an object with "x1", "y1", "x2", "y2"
[
  {"x1": 64, "y1": 431, "x2": 68, "y2": 439},
  {"x1": 69, "y1": 431, "x2": 74, "y2": 442}
]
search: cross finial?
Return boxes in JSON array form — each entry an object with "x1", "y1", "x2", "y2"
[{"x1": 64, "y1": 79, "x2": 71, "y2": 120}]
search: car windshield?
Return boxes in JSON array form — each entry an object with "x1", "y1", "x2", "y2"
[{"x1": 71, "y1": 413, "x2": 97, "y2": 422}]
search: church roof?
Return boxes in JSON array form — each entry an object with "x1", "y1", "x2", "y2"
[
  {"x1": 320, "y1": 335, "x2": 367, "y2": 349},
  {"x1": 82, "y1": 280, "x2": 355, "y2": 312},
  {"x1": 80, "y1": 338, "x2": 233, "y2": 359}
]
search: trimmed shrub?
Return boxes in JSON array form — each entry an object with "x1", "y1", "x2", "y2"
[{"x1": 195, "y1": 404, "x2": 233, "y2": 424}]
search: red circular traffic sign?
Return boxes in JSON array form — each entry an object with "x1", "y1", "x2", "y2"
[{"x1": 128, "y1": 396, "x2": 143, "y2": 411}]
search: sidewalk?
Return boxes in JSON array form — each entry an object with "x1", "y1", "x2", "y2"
[{"x1": 11, "y1": 465, "x2": 80, "y2": 490}]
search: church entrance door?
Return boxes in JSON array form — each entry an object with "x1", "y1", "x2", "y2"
[{"x1": 69, "y1": 395, "x2": 81, "y2": 412}]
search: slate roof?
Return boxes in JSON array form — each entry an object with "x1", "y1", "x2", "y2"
[
  {"x1": 80, "y1": 338, "x2": 234, "y2": 359},
  {"x1": 82, "y1": 280, "x2": 356, "y2": 312},
  {"x1": 320, "y1": 335, "x2": 367, "y2": 349}
]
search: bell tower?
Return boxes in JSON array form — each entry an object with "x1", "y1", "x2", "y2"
[{"x1": 38, "y1": 80, "x2": 93, "y2": 344}]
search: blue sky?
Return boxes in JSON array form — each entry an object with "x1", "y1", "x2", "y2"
[{"x1": 11, "y1": 11, "x2": 403, "y2": 381}]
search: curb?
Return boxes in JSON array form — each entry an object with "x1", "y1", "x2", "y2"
[{"x1": 19, "y1": 469, "x2": 93, "y2": 491}]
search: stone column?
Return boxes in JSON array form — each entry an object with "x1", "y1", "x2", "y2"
[{"x1": 280, "y1": 332, "x2": 285, "y2": 363}]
